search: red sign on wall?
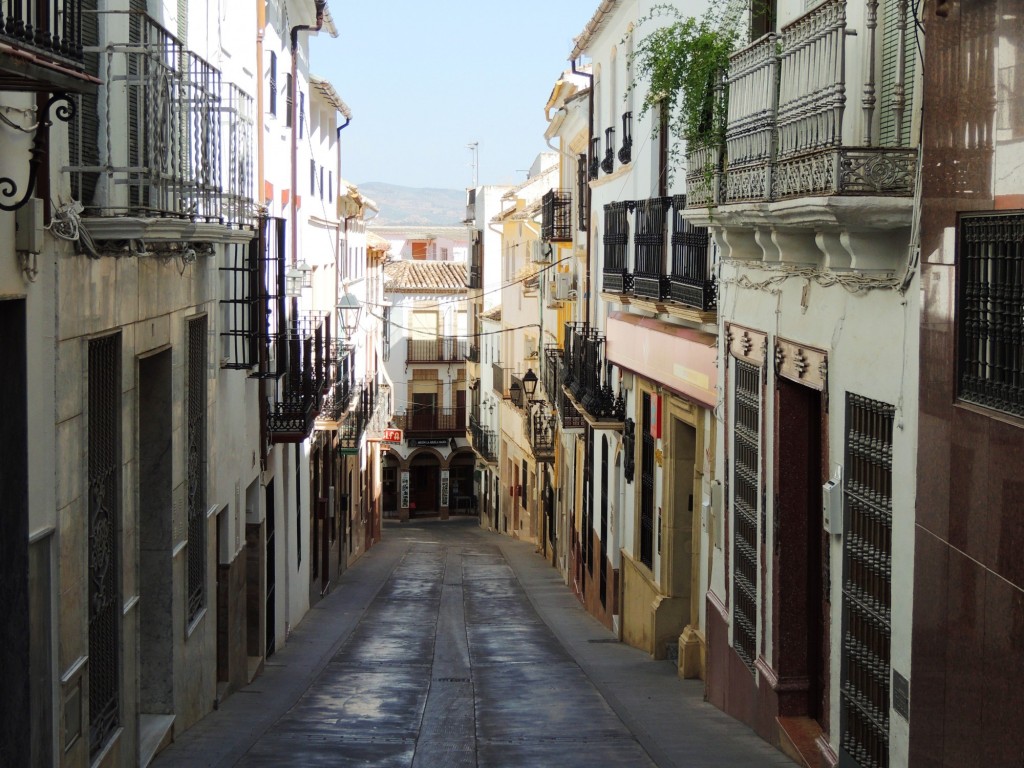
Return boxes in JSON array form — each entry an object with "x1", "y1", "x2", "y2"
[{"x1": 383, "y1": 428, "x2": 403, "y2": 444}]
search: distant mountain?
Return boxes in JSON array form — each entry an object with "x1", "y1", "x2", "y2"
[{"x1": 357, "y1": 182, "x2": 466, "y2": 226}]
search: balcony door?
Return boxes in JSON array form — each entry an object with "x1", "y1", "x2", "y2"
[{"x1": 412, "y1": 392, "x2": 436, "y2": 432}]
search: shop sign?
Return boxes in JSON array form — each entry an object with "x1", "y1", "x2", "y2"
[
  {"x1": 409, "y1": 438, "x2": 450, "y2": 447},
  {"x1": 383, "y1": 428, "x2": 403, "y2": 444},
  {"x1": 440, "y1": 470, "x2": 450, "y2": 508},
  {"x1": 400, "y1": 471, "x2": 410, "y2": 509}
]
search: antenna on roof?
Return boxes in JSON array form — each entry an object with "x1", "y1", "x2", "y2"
[{"x1": 467, "y1": 142, "x2": 479, "y2": 187}]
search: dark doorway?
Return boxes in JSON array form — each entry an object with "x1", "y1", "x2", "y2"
[
  {"x1": 265, "y1": 481, "x2": 276, "y2": 657},
  {"x1": 412, "y1": 392, "x2": 436, "y2": 432},
  {"x1": 138, "y1": 350, "x2": 174, "y2": 717},
  {"x1": 0, "y1": 299, "x2": 29, "y2": 768},
  {"x1": 775, "y1": 377, "x2": 825, "y2": 723},
  {"x1": 410, "y1": 454, "x2": 439, "y2": 514}
]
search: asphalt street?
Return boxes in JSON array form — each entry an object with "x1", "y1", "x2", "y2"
[{"x1": 154, "y1": 518, "x2": 792, "y2": 767}]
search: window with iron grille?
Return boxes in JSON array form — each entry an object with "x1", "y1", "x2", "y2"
[
  {"x1": 957, "y1": 212, "x2": 1024, "y2": 417},
  {"x1": 88, "y1": 333, "x2": 121, "y2": 759},
  {"x1": 285, "y1": 72, "x2": 293, "y2": 127},
  {"x1": 219, "y1": 238, "x2": 260, "y2": 369},
  {"x1": 269, "y1": 51, "x2": 277, "y2": 116},
  {"x1": 186, "y1": 316, "x2": 208, "y2": 626},
  {"x1": 840, "y1": 393, "x2": 893, "y2": 768},
  {"x1": 633, "y1": 197, "x2": 672, "y2": 300},
  {"x1": 639, "y1": 393, "x2": 655, "y2": 568},
  {"x1": 670, "y1": 196, "x2": 715, "y2": 310},
  {"x1": 603, "y1": 202, "x2": 632, "y2": 294},
  {"x1": 731, "y1": 360, "x2": 760, "y2": 673}
]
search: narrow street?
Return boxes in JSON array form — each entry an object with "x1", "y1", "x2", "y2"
[{"x1": 155, "y1": 519, "x2": 791, "y2": 768}]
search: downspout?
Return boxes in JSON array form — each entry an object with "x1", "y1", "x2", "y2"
[{"x1": 572, "y1": 57, "x2": 593, "y2": 329}]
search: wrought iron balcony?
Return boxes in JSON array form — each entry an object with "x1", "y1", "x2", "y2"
[
  {"x1": 576, "y1": 153, "x2": 589, "y2": 232},
  {"x1": 541, "y1": 188, "x2": 572, "y2": 243},
  {"x1": 589, "y1": 137, "x2": 600, "y2": 180},
  {"x1": 561, "y1": 323, "x2": 624, "y2": 424},
  {"x1": 617, "y1": 112, "x2": 633, "y2": 165},
  {"x1": 527, "y1": 402, "x2": 557, "y2": 461},
  {"x1": 632, "y1": 197, "x2": 673, "y2": 301},
  {"x1": 70, "y1": 11, "x2": 255, "y2": 228},
  {"x1": 406, "y1": 336, "x2": 467, "y2": 363},
  {"x1": 393, "y1": 406, "x2": 466, "y2": 438},
  {"x1": 337, "y1": 378, "x2": 377, "y2": 453},
  {"x1": 687, "y1": 0, "x2": 916, "y2": 208},
  {"x1": 466, "y1": 343, "x2": 479, "y2": 363},
  {"x1": 545, "y1": 345, "x2": 585, "y2": 430},
  {"x1": 602, "y1": 201, "x2": 632, "y2": 294},
  {"x1": 669, "y1": 196, "x2": 715, "y2": 311},
  {"x1": 266, "y1": 315, "x2": 328, "y2": 443},
  {"x1": 468, "y1": 265, "x2": 481, "y2": 289},
  {"x1": 0, "y1": 0, "x2": 98, "y2": 92},
  {"x1": 601, "y1": 127, "x2": 615, "y2": 174},
  {"x1": 468, "y1": 413, "x2": 498, "y2": 464}
]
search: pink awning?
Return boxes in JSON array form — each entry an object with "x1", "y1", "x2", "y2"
[{"x1": 606, "y1": 312, "x2": 718, "y2": 408}]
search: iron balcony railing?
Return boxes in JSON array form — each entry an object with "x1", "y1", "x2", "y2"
[
  {"x1": 541, "y1": 188, "x2": 572, "y2": 242},
  {"x1": 576, "y1": 153, "x2": 589, "y2": 232},
  {"x1": 670, "y1": 195, "x2": 716, "y2": 310},
  {"x1": 468, "y1": 264, "x2": 481, "y2": 289},
  {"x1": 632, "y1": 196, "x2": 673, "y2": 301},
  {"x1": 70, "y1": 11, "x2": 255, "y2": 226},
  {"x1": 601, "y1": 127, "x2": 615, "y2": 174},
  {"x1": 468, "y1": 413, "x2": 498, "y2": 463},
  {"x1": 406, "y1": 336, "x2": 468, "y2": 363},
  {"x1": 266, "y1": 314, "x2": 328, "y2": 443},
  {"x1": 602, "y1": 201, "x2": 632, "y2": 294},
  {"x1": 393, "y1": 406, "x2": 466, "y2": 438},
  {"x1": 466, "y1": 343, "x2": 480, "y2": 363},
  {"x1": 337, "y1": 376, "x2": 383, "y2": 452},
  {"x1": 617, "y1": 111, "x2": 633, "y2": 165},
  {"x1": 528, "y1": 405, "x2": 557, "y2": 461},
  {"x1": 0, "y1": 0, "x2": 95, "y2": 91},
  {"x1": 561, "y1": 323, "x2": 624, "y2": 423},
  {"x1": 316, "y1": 342, "x2": 355, "y2": 423},
  {"x1": 687, "y1": 0, "x2": 916, "y2": 208},
  {"x1": 589, "y1": 137, "x2": 601, "y2": 180},
  {"x1": 545, "y1": 344, "x2": 585, "y2": 429}
]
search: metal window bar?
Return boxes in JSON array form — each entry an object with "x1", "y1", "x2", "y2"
[
  {"x1": 589, "y1": 137, "x2": 601, "y2": 180},
  {"x1": 840, "y1": 393, "x2": 894, "y2": 768},
  {"x1": 732, "y1": 359, "x2": 760, "y2": 673},
  {"x1": 186, "y1": 316, "x2": 207, "y2": 624},
  {"x1": 602, "y1": 201, "x2": 631, "y2": 294},
  {"x1": 957, "y1": 213, "x2": 1024, "y2": 417},
  {"x1": 406, "y1": 336, "x2": 468, "y2": 363},
  {"x1": 0, "y1": 0, "x2": 86, "y2": 66},
  {"x1": 541, "y1": 188, "x2": 572, "y2": 242},
  {"x1": 218, "y1": 237, "x2": 259, "y2": 369},
  {"x1": 632, "y1": 196, "x2": 672, "y2": 301},
  {"x1": 88, "y1": 333, "x2": 121, "y2": 759},
  {"x1": 670, "y1": 195, "x2": 716, "y2": 310}
]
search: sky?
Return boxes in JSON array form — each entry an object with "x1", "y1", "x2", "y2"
[{"x1": 309, "y1": 0, "x2": 598, "y2": 191}]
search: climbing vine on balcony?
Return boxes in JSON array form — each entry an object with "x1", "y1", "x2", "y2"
[{"x1": 626, "y1": 3, "x2": 745, "y2": 149}]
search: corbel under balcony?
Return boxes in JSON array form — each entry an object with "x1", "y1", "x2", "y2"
[{"x1": 682, "y1": 196, "x2": 914, "y2": 272}]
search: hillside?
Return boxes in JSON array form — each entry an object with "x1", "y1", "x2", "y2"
[{"x1": 358, "y1": 182, "x2": 466, "y2": 226}]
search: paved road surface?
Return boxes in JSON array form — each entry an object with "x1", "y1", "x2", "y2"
[{"x1": 155, "y1": 518, "x2": 792, "y2": 768}]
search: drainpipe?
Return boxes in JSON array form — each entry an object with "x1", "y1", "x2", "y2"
[{"x1": 572, "y1": 57, "x2": 593, "y2": 330}]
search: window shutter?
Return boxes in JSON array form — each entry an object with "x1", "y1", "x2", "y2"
[{"x1": 879, "y1": 0, "x2": 915, "y2": 146}]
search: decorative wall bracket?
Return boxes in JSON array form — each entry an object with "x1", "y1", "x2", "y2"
[{"x1": 0, "y1": 92, "x2": 74, "y2": 212}]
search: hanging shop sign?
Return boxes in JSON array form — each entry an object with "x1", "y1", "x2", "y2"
[
  {"x1": 440, "y1": 470, "x2": 450, "y2": 508},
  {"x1": 383, "y1": 428, "x2": 403, "y2": 444},
  {"x1": 400, "y1": 471, "x2": 410, "y2": 509}
]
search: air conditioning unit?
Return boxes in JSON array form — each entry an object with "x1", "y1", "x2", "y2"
[{"x1": 549, "y1": 272, "x2": 573, "y2": 301}]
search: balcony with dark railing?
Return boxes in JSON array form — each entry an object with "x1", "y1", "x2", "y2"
[
  {"x1": 670, "y1": 195, "x2": 716, "y2": 311},
  {"x1": 602, "y1": 201, "x2": 632, "y2": 294},
  {"x1": 617, "y1": 111, "x2": 633, "y2": 165},
  {"x1": 316, "y1": 342, "x2": 355, "y2": 424},
  {"x1": 545, "y1": 344, "x2": 585, "y2": 430},
  {"x1": 70, "y1": 11, "x2": 256, "y2": 231},
  {"x1": 527, "y1": 404, "x2": 557, "y2": 461},
  {"x1": 393, "y1": 406, "x2": 466, "y2": 438},
  {"x1": 577, "y1": 153, "x2": 589, "y2": 232},
  {"x1": 0, "y1": 0, "x2": 99, "y2": 92},
  {"x1": 406, "y1": 336, "x2": 468, "y2": 363},
  {"x1": 632, "y1": 196, "x2": 673, "y2": 301},
  {"x1": 686, "y1": 0, "x2": 917, "y2": 210},
  {"x1": 561, "y1": 322, "x2": 624, "y2": 424},
  {"x1": 601, "y1": 127, "x2": 616, "y2": 174},
  {"x1": 468, "y1": 413, "x2": 498, "y2": 464},
  {"x1": 466, "y1": 343, "x2": 479, "y2": 363},
  {"x1": 266, "y1": 315, "x2": 329, "y2": 443},
  {"x1": 541, "y1": 188, "x2": 572, "y2": 243},
  {"x1": 589, "y1": 137, "x2": 601, "y2": 180},
  {"x1": 337, "y1": 377, "x2": 381, "y2": 453}
]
